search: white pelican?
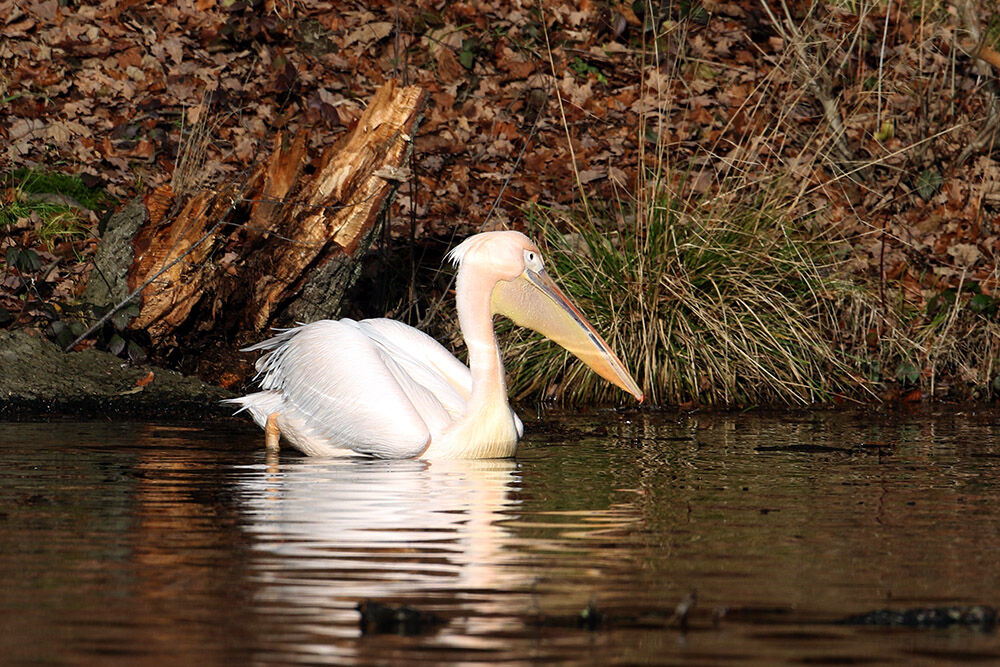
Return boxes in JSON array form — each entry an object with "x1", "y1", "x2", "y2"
[{"x1": 227, "y1": 231, "x2": 642, "y2": 459}]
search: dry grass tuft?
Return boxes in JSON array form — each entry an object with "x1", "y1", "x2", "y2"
[
  {"x1": 500, "y1": 193, "x2": 899, "y2": 406},
  {"x1": 171, "y1": 94, "x2": 217, "y2": 196}
]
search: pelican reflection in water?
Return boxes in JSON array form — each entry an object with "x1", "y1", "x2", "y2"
[
  {"x1": 227, "y1": 231, "x2": 642, "y2": 458},
  {"x1": 235, "y1": 454, "x2": 644, "y2": 654},
  {"x1": 239, "y1": 458, "x2": 523, "y2": 604}
]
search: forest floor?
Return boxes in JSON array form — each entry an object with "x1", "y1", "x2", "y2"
[{"x1": 2, "y1": 0, "x2": 1000, "y2": 405}]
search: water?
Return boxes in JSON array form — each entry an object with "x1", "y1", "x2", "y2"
[{"x1": 1, "y1": 410, "x2": 999, "y2": 665}]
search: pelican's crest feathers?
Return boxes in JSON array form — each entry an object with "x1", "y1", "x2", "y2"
[
  {"x1": 446, "y1": 231, "x2": 532, "y2": 269},
  {"x1": 446, "y1": 235, "x2": 480, "y2": 268}
]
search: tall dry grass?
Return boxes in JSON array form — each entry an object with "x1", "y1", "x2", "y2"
[{"x1": 492, "y1": 0, "x2": 1000, "y2": 405}]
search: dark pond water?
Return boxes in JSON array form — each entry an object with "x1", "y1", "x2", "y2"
[{"x1": 2, "y1": 410, "x2": 1000, "y2": 665}]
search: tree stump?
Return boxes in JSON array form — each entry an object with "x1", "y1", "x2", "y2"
[{"x1": 84, "y1": 80, "x2": 427, "y2": 385}]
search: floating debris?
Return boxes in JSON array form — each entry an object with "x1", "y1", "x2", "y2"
[
  {"x1": 755, "y1": 444, "x2": 854, "y2": 454},
  {"x1": 357, "y1": 600, "x2": 444, "y2": 636},
  {"x1": 672, "y1": 591, "x2": 697, "y2": 630},
  {"x1": 837, "y1": 606, "x2": 997, "y2": 629},
  {"x1": 531, "y1": 592, "x2": 697, "y2": 632},
  {"x1": 577, "y1": 602, "x2": 605, "y2": 630}
]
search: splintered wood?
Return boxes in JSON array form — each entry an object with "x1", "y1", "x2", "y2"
[
  {"x1": 123, "y1": 80, "x2": 427, "y2": 357},
  {"x1": 247, "y1": 81, "x2": 424, "y2": 330},
  {"x1": 129, "y1": 183, "x2": 240, "y2": 339}
]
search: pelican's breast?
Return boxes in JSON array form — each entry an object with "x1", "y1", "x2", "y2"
[{"x1": 427, "y1": 400, "x2": 522, "y2": 459}]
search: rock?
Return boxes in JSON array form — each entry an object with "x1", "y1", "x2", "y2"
[
  {"x1": 0, "y1": 329, "x2": 233, "y2": 419},
  {"x1": 81, "y1": 196, "x2": 147, "y2": 309}
]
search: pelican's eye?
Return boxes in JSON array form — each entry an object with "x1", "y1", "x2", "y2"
[{"x1": 524, "y1": 249, "x2": 543, "y2": 271}]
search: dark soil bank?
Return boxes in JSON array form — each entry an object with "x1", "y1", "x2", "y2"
[{"x1": 0, "y1": 329, "x2": 234, "y2": 419}]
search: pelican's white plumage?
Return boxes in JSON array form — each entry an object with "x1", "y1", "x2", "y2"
[{"x1": 227, "y1": 231, "x2": 642, "y2": 459}]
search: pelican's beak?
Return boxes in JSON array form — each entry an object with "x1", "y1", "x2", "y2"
[{"x1": 492, "y1": 268, "x2": 644, "y2": 402}]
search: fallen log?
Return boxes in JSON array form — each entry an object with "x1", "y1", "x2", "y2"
[{"x1": 82, "y1": 80, "x2": 427, "y2": 385}]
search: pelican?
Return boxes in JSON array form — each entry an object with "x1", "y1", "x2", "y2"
[{"x1": 226, "y1": 231, "x2": 643, "y2": 459}]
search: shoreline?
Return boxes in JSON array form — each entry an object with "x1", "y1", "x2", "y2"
[
  {"x1": 4, "y1": 327, "x2": 996, "y2": 424},
  {"x1": 0, "y1": 329, "x2": 236, "y2": 421}
]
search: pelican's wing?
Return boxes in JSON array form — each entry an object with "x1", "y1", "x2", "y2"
[
  {"x1": 356, "y1": 318, "x2": 472, "y2": 417},
  {"x1": 250, "y1": 320, "x2": 455, "y2": 458}
]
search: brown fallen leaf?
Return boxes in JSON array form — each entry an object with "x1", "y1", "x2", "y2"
[
  {"x1": 217, "y1": 371, "x2": 242, "y2": 389},
  {"x1": 344, "y1": 21, "x2": 393, "y2": 49}
]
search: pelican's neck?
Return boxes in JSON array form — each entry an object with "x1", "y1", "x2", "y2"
[
  {"x1": 456, "y1": 268, "x2": 508, "y2": 411},
  {"x1": 422, "y1": 257, "x2": 520, "y2": 459}
]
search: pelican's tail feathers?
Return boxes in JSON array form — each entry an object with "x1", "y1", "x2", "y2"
[{"x1": 221, "y1": 391, "x2": 285, "y2": 430}]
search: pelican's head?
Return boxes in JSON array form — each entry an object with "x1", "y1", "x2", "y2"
[{"x1": 448, "y1": 231, "x2": 644, "y2": 402}]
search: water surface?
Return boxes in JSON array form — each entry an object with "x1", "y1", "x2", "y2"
[{"x1": 1, "y1": 410, "x2": 999, "y2": 664}]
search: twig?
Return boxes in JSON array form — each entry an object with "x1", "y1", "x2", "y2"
[
  {"x1": 542, "y1": 15, "x2": 595, "y2": 228},
  {"x1": 879, "y1": 214, "x2": 887, "y2": 311},
  {"x1": 758, "y1": 0, "x2": 854, "y2": 166},
  {"x1": 805, "y1": 122, "x2": 968, "y2": 196},
  {"x1": 876, "y1": 0, "x2": 893, "y2": 128}
]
